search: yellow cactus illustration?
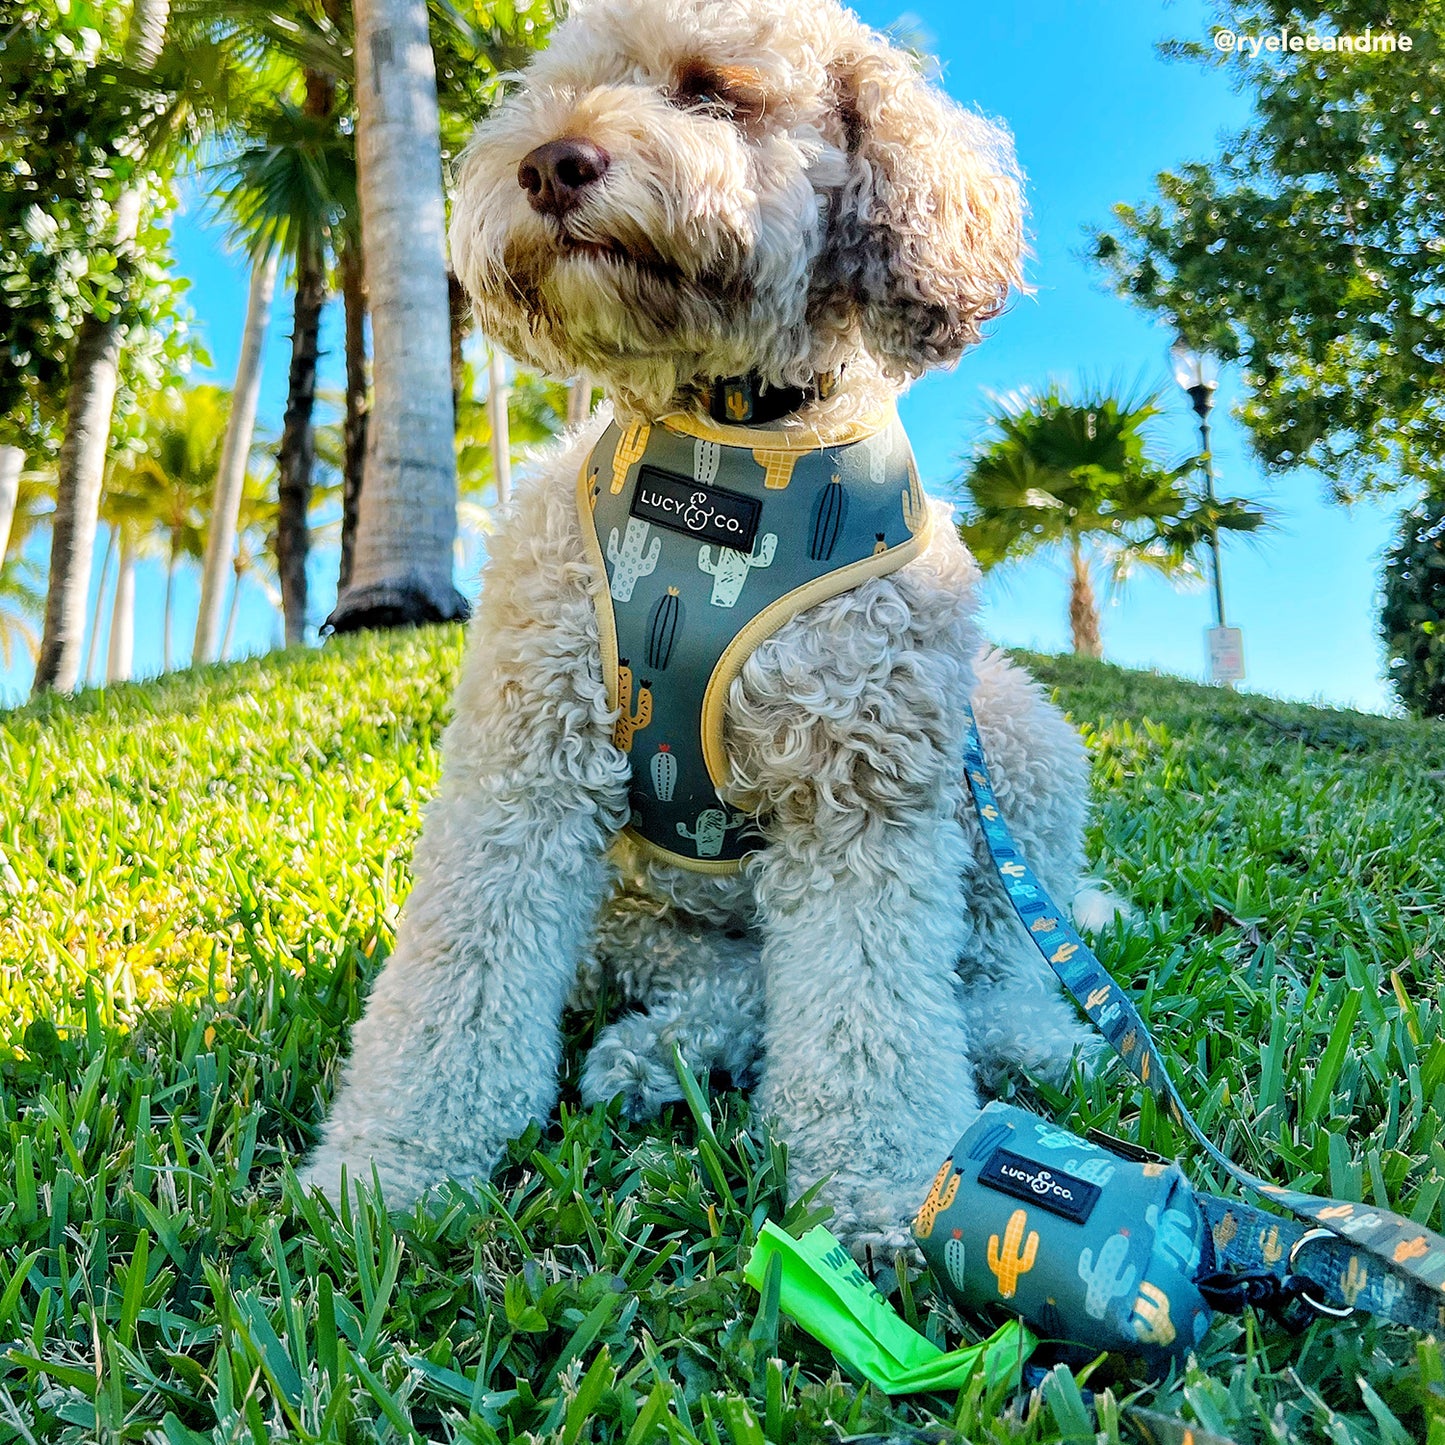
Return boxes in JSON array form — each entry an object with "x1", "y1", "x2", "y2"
[
  {"x1": 725, "y1": 386, "x2": 750, "y2": 421},
  {"x1": 1319, "y1": 1203, "x2": 1355, "y2": 1220},
  {"x1": 1121, "y1": 1028, "x2": 1137, "y2": 1055},
  {"x1": 1051, "y1": 942, "x2": 1078, "y2": 965},
  {"x1": 1213, "y1": 1211, "x2": 1238, "y2": 1250},
  {"x1": 1031, "y1": 917, "x2": 1058, "y2": 934},
  {"x1": 610, "y1": 421, "x2": 651, "y2": 493},
  {"x1": 1132, "y1": 1283, "x2": 1177, "y2": 1346},
  {"x1": 981, "y1": 804, "x2": 998, "y2": 820},
  {"x1": 914, "y1": 1158, "x2": 960, "y2": 1240},
  {"x1": 1000, "y1": 861, "x2": 1027, "y2": 879},
  {"x1": 986, "y1": 1209, "x2": 1039, "y2": 1300},
  {"x1": 1260, "y1": 1224, "x2": 1284, "y2": 1266},
  {"x1": 613, "y1": 663, "x2": 653, "y2": 752},
  {"x1": 1340, "y1": 1255, "x2": 1369, "y2": 1305},
  {"x1": 752, "y1": 448, "x2": 799, "y2": 490},
  {"x1": 1085, "y1": 985, "x2": 1111, "y2": 1010},
  {"x1": 1395, "y1": 1235, "x2": 1429, "y2": 1263},
  {"x1": 1140, "y1": 1053, "x2": 1151, "y2": 1083}
]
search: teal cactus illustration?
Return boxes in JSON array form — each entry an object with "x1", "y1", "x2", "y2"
[
  {"x1": 694, "y1": 438, "x2": 721, "y2": 484},
  {"x1": 809, "y1": 476, "x2": 848, "y2": 561},
  {"x1": 944, "y1": 1231, "x2": 967, "y2": 1291},
  {"x1": 698, "y1": 533, "x2": 776, "y2": 608},
  {"x1": 1034, "y1": 1124, "x2": 1098, "y2": 1152},
  {"x1": 1063, "y1": 1155, "x2": 1116, "y2": 1186},
  {"x1": 1077, "y1": 1232, "x2": 1138, "y2": 1319},
  {"x1": 607, "y1": 518, "x2": 661, "y2": 602},
  {"x1": 650, "y1": 745, "x2": 676, "y2": 801},
  {"x1": 1145, "y1": 1203, "x2": 1202, "y2": 1276},
  {"x1": 965, "y1": 1120, "x2": 1012, "y2": 1162},
  {"x1": 645, "y1": 587, "x2": 683, "y2": 671},
  {"x1": 676, "y1": 806, "x2": 746, "y2": 858}
]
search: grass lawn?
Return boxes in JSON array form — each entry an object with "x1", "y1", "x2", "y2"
[{"x1": 3, "y1": 626, "x2": 1445, "y2": 1443}]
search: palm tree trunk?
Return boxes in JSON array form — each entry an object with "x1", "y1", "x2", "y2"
[
  {"x1": 1068, "y1": 538, "x2": 1103, "y2": 659},
  {"x1": 221, "y1": 562, "x2": 245, "y2": 660},
  {"x1": 337, "y1": 241, "x2": 370, "y2": 593},
  {"x1": 447, "y1": 267, "x2": 469, "y2": 419},
  {"x1": 163, "y1": 542, "x2": 179, "y2": 671},
  {"x1": 85, "y1": 524, "x2": 116, "y2": 684},
  {"x1": 0, "y1": 445, "x2": 21, "y2": 562},
  {"x1": 487, "y1": 347, "x2": 512, "y2": 506},
  {"x1": 32, "y1": 0, "x2": 170, "y2": 695},
  {"x1": 566, "y1": 372, "x2": 593, "y2": 428},
  {"x1": 328, "y1": 0, "x2": 466, "y2": 633},
  {"x1": 276, "y1": 246, "x2": 326, "y2": 647},
  {"x1": 195, "y1": 249, "x2": 277, "y2": 664},
  {"x1": 107, "y1": 535, "x2": 136, "y2": 683}
]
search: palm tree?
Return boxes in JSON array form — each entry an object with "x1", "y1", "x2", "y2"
[
  {"x1": 33, "y1": 0, "x2": 173, "y2": 695},
  {"x1": 194, "y1": 247, "x2": 279, "y2": 662},
  {"x1": 0, "y1": 468, "x2": 53, "y2": 669},
  {"x1": 958, "y1": 384, "x2": 1269, "y2": 659},
  {"x1": 219, "y1": 469, "x2": 281, "y2": 660},
  {"x1": 108, "y1": 384, "x2": 227, "y2": 671},
  {"x1": 328, "y1": 0, "x2": 467, "y2": 633}
]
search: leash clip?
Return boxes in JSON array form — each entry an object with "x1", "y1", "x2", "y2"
[{"x1": 1285, "y1": 1228, "x2": 1358, "y2": 1322}]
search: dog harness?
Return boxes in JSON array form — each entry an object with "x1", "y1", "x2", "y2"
[{"x1": 579, "y1": 398, "x2": 932, "y2": 873}]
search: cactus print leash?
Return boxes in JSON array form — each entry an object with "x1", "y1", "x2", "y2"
[{"x1": 962, "y1": 700, "x2": 1445, "y2": 1332}]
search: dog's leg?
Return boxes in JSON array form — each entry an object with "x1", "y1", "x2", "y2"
[
  {"x1": 957, "y1": 647, "x2": 1111, "y2": 1090},
  {"x1": 301, "y1": 448, "x2": 628, "y2": 1208},
  {"x1": 578, "y1": 897, "x2": 762, "y2": 1118},
  {"x1": 731, "y1": 576, "x2": 981, "y2": 1256}
]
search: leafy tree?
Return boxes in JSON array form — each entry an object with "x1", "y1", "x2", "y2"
[
  {"x1": 1381, "y1": 498, "x2": 1445, "y2": 717},
  {"x1": 1091, "y1": 1, "x2": 1445, "y2": 504},
  {"x1": 957, "y1": 385, "x2": 1269, "y2": 657}
]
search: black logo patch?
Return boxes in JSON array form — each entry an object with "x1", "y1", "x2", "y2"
[
  {"x1": 630, "y1": 466, "x2": 761, "y2": 553},
  {"x1": 978, "y1": 1148, "x2": 1100, "y2": 1225}
]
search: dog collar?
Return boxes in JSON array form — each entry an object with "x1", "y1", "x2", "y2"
[
  {"x1": 703, "y1": 370, "x2": 842, "y2": 426},
  {"x1": 579, "y1": 407, "x2": 931, "y2": 873}
]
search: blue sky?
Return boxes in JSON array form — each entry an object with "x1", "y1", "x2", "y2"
[{"x1": 3, "y1": 0, "x2": 1407, "y2": 711}]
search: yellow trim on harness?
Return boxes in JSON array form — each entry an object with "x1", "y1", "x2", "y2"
[
  {"x1": 658, "y1": 409, "x2": 890, "y2": 452},
  {"x1": 698, "y1": 502, "x2": 934, "y2": 792}
]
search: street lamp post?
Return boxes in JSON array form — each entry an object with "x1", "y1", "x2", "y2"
[
  {"x1": 1171, "y1": 343, "x2": 1226, "y2": 628},
  {"x1": 1171, "y1": 343, "x2": 1243, "y2": 686}
]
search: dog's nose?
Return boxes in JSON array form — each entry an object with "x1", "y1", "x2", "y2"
[{"x1": 517, "y1": 138, "x2": 611, "y2": 217}]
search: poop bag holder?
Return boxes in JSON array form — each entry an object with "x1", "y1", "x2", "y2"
[{"x1": 914, "y1": 1102, "x2": 1213, "y2": 1368}]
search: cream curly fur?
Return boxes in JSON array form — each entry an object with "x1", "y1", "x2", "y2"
[{"x1": 303, "y1": 0, "x2": 1116, "y2": 1249}]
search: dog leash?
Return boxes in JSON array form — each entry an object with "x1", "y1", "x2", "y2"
[{"x1": 960, "y1": 700, "x2": 1445, "y2": 1333}]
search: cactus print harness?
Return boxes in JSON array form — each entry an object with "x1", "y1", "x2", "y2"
[{"x1": 579, "y1": 406, "x2": 930, "y2": 873}]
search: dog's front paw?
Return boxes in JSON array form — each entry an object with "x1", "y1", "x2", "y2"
[
  {"x1": 580, "y1": 1013, "x2": 686, "y2": 1121},
  {"x1": 298, "y1": 1132, "x2": 496, "y2": 1212}
]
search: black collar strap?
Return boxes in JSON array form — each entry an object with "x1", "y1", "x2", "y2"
[{"x1": 705, "y1": 370, "x2": 840, "y2": 426}]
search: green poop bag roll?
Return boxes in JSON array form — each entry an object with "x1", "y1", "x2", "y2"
[{"x1": 743, "y1": 1221, "x2": 1034, "y2": 1395}]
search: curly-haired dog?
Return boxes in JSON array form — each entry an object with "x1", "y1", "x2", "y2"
[{"x1": 304, "y1": 0, "x2": 1112, "y2": 1248}]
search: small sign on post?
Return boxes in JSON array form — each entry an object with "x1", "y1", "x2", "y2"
[{"x1": 1207, "y1": 626, "x2": 1245, "y2": 686}]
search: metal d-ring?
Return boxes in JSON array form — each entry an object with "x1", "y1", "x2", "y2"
[{"x1": 1287, "y1": 1229, "x2": 1358, "y2": 1319}]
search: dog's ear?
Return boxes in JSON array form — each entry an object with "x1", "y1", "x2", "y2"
[{"x1": 821, "y1": 41, "x2": 1025, "y2": 378}]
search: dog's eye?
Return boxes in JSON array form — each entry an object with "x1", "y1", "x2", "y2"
[{"x1": 668, "y1": 61, "x2": 763, "y2": 124}]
